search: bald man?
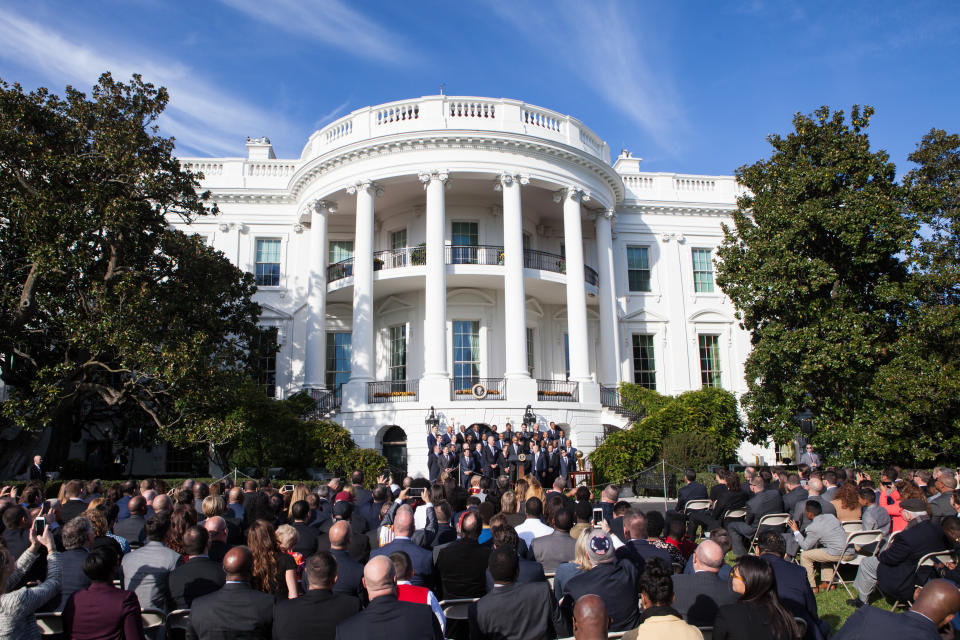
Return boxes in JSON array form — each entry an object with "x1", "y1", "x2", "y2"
[
  {"x1": 573, "y1": 594, "x2": 610, "y2": 640},
  {"x1": 203, "y1": 516, "x2": 231, "y2": 563},
  {"x1": 334, "y1": 556, "x2": 442, "y2": 640},
  {"x1": 321, "y1": 521, "x2": 364, "y2": 598},
  {"x1": 187, "y1": 546, "x2": 274, "y2": 640},
  {"x1": 834, "y1": 579, "x2": 960, "y2": 640},
  {"x1": 669, "y1": 539, "x2": 737, "y2": 628},
  {"x1": 369, "y1": 505, "x2": 434, "y2": 587}
]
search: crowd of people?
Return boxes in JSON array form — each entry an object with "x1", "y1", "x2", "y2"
[{"x1": 0, "y1": 455, "x2": 959, "y2": 639}]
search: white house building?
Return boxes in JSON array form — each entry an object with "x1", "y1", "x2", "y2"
[{"x1": 172, "y1": 96, "x2": 767, "y2": 478}]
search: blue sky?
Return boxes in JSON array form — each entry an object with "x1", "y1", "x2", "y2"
[{"x1": 0, "y1": 2, "x2": 957, "y2": 176}]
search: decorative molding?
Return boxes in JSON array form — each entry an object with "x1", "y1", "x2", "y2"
[
  {"x1": 418, "y1": 170, "x2": 450, "y2": 189},
  {"x1": 346, "y1": 181, "x2": 384, "y2": 197},
  {"x1": 293, "y1": 223, "x2": 304, "y2": 234},
  {"x1": 494, "y1": 172, "x2": 530, "y2": 191},
  {"x1": 553, "y1": 185, "x2": 590, "y2": 205}
]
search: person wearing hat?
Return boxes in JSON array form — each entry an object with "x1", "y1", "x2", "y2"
[
  {"x1": 849, "y1": 497, "x2": 949, "y2": 608},
  {"x1": 928, "y1": 473, "x2": 958, "y2": 524},
  {"x1": 561, "y1": 531, "x2": 641, "y2": 632}
]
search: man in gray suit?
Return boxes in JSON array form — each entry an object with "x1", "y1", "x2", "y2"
[
  {"x1": 798, "y1": 444, "x2": 822, "y2": 468},
  {"x1": 530, "y1": 507, "x2": 576, "y2": 573},
  {"x1": 729, "y1": 477, "x2": 785, "y2": 557},
  {"x1": 785, "y1": 476, "x2": 837, "y2": 557},
  {"x1": 671, "y1": 539, "x2": 737, "y2": 627},
  {"x1": 928, "y1": 474, "x2": 957, "y2": 524},
  {"x1": 121, "y1": 515, "x2": 182, "y2": 612},
  {"x1": 860, "y1": 488, "x2": 891, "y2": 536}
]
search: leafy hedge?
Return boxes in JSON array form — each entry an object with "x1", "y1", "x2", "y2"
[{"x1": 590, "y1": 386, "x2": 743, "y2": 483}]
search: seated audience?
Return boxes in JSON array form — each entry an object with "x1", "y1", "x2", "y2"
[
  {"x1": 553, "y1": 528, "x2": 593, "y2": 600},
  {"x1": 435, "y1": 510, "x2": 490, "y2": 599},
  {"x1": 288, "y1": 499, "x2": 319, "y2": 558},
  {"x1": 188, "y1": 546, "x2": 275, "y2": 640},
  {"x1": 563, "y1": 532, "x2": 640, "y2": 632},
  {"x1": 671, "y1": 539, "x2": 737, "y2": 627},
  {"x1": 831, "y1": 482, "x2": 863, "y2": 523},
  {"x1": 789, "y1": 500, "x2": 851, "y2": 592},
  {"x1": 369, "y1": 505, "x2": 434, "y2": 587},
  {"x1": 834, "y1": 579, "x2": 960, "y2": 640},
  {"x1": 247, "y1": 519, "x2": 297, "y2": 600},
  {"x1": 515, "y1": 497, "x2": 553, "y2": 548},
  {"x1": 615, "y1": 512, "x2": 672, "y2": 573},
  {"x1": 572, "y1": 594, "x2": 609, "y2": 640},
  {"x1": 58, "y1": 514, "x2": 94, "y2": 610},
  {"x1": 168, "y1": 526, "x2": 225, "y2": 609},
  {"x1": 0, "y1": 522, "x2": 60, "y2": 639},
  {"x1": 485, "y1": 522, "x2": 546, "y2": 591},
  {"x1": 624, "y1": 558, "x2": 703, "y2": 640},
  {"x1": 859, "y1": 488, "x2": 892, "y2": 536},
  {"x1": 756, "y1": 531, "x2": 829, "y2": 640},
  {"x1": 782, "y1": 474, "x2": 809, "y2": 515},
  {"x1": 677, "y1": 468, "x2": 709, "y2": 513},
  {"x1": 683, "y1": 528, "x2": 733, "y2": 579},
  {"x1": 121, "y1": 514, "x2": 181, "y2": 612},
  {"x1": 390, "y1": 551, "x2": 445, "y2": 635},
  {"x1": 273, "y1": 551, "x2": 359, "y2": 640},
  {"x1": 469, "y1": 546, "x2": 569, "y2": 640},
  {"x1": 664, "y1": 516, "x2": 697, "y2": 562},
  {"x1": 728, "y1": 476, "x2": 785, "y2": 558},
  {"x1": 276, "y1": 524, "x2": 305, "y2": 578},
  {"x1": 530, "y1": 506, "x2": 576, "y2": 573},
  {"x1": 114, "y1": 495, "x2": 148, "y2": 545},
  {"x1": 714, "y1": 555, "x2": 800, "y2": 640},
  {"x1": 203, "y1": 516, "x2": 231, "y2": 563},
  {"x1": 63, "y1": 547, "x2": 144, "y2": 640},
  {"x1": 570, "y1": 501, "x2": 593, "y2": 541}
]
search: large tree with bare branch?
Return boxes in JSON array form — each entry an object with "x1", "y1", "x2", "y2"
[{"x1": 0, "y1": 73, "x2": 263, "y2": 458}]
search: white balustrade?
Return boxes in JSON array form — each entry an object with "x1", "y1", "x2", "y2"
[
  {"x1": 448, "y1": 101, "x2": 496, "y2": 119},
  {"x1": 522, "y1": 108, "x2": 561, "y2": 132},
  {"x1": 246, "y1": 163, "x2": 296, "y2": 177},
  {"x1": 674, "y1": 178, "x2": 716, "y2": 192},
  {"x1": 324, "y1": 119, "x2": 353, "y2": 143},
  {"x1": 182, "y1": 162, "x2": 223, "y2": 176},
  {"x1": 375, "y1": 103, "x2": 420, "y2": 126}
]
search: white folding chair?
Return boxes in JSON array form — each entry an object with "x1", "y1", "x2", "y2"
[
  {"x1": 889, "y1": 551, "x2": 955, "y2": 611},
  {"x1": 684, "y1": 499, "x2": 711, "y2": 514},
  {"x1": 748, "y1": 513, "x2": 791, "y2": 554},
  {"x1": 165, "y1": 608, "x2": 191, "y2": 636},
  {"x1": 825, "y1": 529, "x2": 884, "y2": 596},
  {"x1": 141, "y1": 609, "x2": 166, "y2": 630},
  {"x1": 544, "y1": 571, "x2": 556, "y2": 590},
  {"x1": 840, "y1": 520, "x2": 863, "y2": 534},
  {"x1": 35, "y1": 612, "x2": 63, "y2": 636},
  {"x1": 439, "y1": 597, "x2": 479, "y2": 622},
  {"x1": 722, "y1": 508, "x2": 747, "y2": 523}
]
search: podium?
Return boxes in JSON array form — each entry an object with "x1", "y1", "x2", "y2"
[{"x1": 568, "y1": 471, "x2": 593, "y2": 488}]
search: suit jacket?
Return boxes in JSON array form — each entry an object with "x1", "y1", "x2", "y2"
[
  {"x1": 273, "y1": 588, "x2": 359, "y2": 640},
  {"x1": 459, "y1": 455, "x2": 476, "y2": 487},
  {"x1": 928, "y1": 493, "x2": 955, "y2": 523},
  {"x1": 484, "y1": 555, "x2": 546, "y2": 591},
  {"x1": 316, "y1": 518, "x2": 371, "y2": 564},
  {"x1": 470, "y1": 580, "x2": 569, "y2": 640},
  {"x1": 529, "y1": 451, "x2": 547, "y2": 480},
  {"x1": 671, "y1": 570, "x2": 737, "y2": 627},
  {"x1": 114, "y1": 514, "x2": 147, "y2": 545},
  {"x1": 799, "y1": 452, "x2": 822, "y2": 467},
  {"x1": 435, "y1": 538, "x2": 491, "y2": 599},
  {"x1": 61, "y1": 499, "x2": 88, "y2": 524},
  {"x1": 335, "y1": 594, "x2": 442, "y2": 640},
  {"x1": 329, "y1": 548, "x2": 364, "y2": 598},
  {"x1": 782, "y1": 487, "x2": 810, "y2": 515},
  {"x1": 482, "y1": 445, "x2": 502, "y2": 477},
  {"x1": 426, "y1": 433, "x2": 438, "y2": 452},
  {"x1": 168, "y1": 556, "x2": 226, "y2": 609},
  {"x1": 29, "y1": 463, "x2": 48, "y2": 482},
  {"x1": 744, "y1": 488, "x2": 785, "y2": 528},
  {"x1": 530, "y1": 530, "x2": 577, "y2": 573},
  {"x1": 677, "y1": 482, "x2": 709, "y2": 512},
  {"x1": 188, "y1": 582, "x2": 275, "y2": 640},
  {"x1": 370, "y1": 538, "x2": 434, "y2": 587},
  {"x1": 121, "y1": 540, "x2": 182, "y2": 612},
  {"x1": 563, "y1": 561, "x2": 640, "y2": 632},
  {"x1": 711, "y1": 487, "x2": 748, "y2": 521},
  {"x1": 427, "y1": 453, "x2": 441, "y2": 482},
  {"x1": 832, "y1": 606, "x2": 940, "y2": 640},
  {"x1": 760, "y1": 553, "x2": 826, "y2": 640},
  {"x1": 58, "y1": 548, "x2": 92, "y2": 610},
  {"x1": 62, "y1": 582, "x2": 144, "y2": 640},
  {"x1": 290, "y1": 521, "x2": 320, "y2": 557},
  {"x1": 714, "y1": 600, "x2": 783, "y2": 640},
  {"x1": 614, "y1": 538, "x2": 672, "y2": 574},
  {"x1": 877, "y1": 518, "x2": 947, "y2": 600}
]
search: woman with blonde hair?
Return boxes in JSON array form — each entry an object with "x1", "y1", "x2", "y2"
[
  {"x1": 527, "y1": 477, "x2": 546, "y2": 504},
  {"x1": 248, "y1": 520, "x2": 298, "y2": 599},
  {"x1": 499, "y1": 491, "x2": 524, "y2": 527},
  {"x1": 285, "y1": 484, "x2": 310, "y2": 519},
  {"x1": 553, "y1": 527, "x2": 596, "y2": 599},
  {"x1": 275, "y1": 524, "x2": 305, "y2": 579}
]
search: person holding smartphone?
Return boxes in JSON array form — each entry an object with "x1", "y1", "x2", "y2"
[{"x1": 0, "y1": 520, "x2": 60, "y2": 638}]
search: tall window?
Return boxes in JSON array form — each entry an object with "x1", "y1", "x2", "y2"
[
  {"x1": 627, "y1": 246, "x2": 651, "y2": 292},
  {"x1": 692, "y1": 248, "x2": 715, "y2": 293},
  {"x1": 328, "y1": 240, "x2": 354, "y2": 264},
  {"x1": 526, "y1": 327, "x2": 535, "y2": 377},
  {"x1": 255, "y1": 238, "x2": 281, "y2": 286},
  {"x1": 255, "y1": 327, "x2": 278, "y2": 397},
  {"x1": 325, "y1": 332, "x2": 351, "y2": 390},
  {"x1": 698, "y1": 334, "x2": 722, "y2": 388},
  {"x1": 389, "y1": 230, "x2": 408, "y2": 267},
  {"x1": 563, "y1": 333, "x2": 570, "y2": 380},
  {"x1": 631, "y1": 334, "x2": 656, "y2": 390},
  {"x1": 451, "y1": 222, "x2": 478, "y2": 264},
  {"x1": 452, "y1": 320, "x2": 480, "y2": 390},
  {"x1": 389, "y1": 325, "x2": 407, "y2": 385}
]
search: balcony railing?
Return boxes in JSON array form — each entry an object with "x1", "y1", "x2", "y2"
[
  {"x1": 305, "y1": 386, "x2": 341, "y2": 417},
  {"x1": 367, "y1": 380, "x2": 419, "y2": 403},
  {"x1": 537, "y1": 379, "x2": 579, "y2": 402},
  {"x1": 600, "y1": 384, "x2": 644, "y2": 422},
  {"x1": 451, "y1": 377, "x2": 506, "y2": 401},
  {"x1": 326, "y1": 246, "x2": 599, "y2": 285}
]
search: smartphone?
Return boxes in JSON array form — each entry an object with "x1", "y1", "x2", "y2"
[
  {"x1": 592, "y1": 507, "x2": 604, "y2": 526},
  {"x1": 34, "y1": 516, "x2": 45, "y2": 536},
  {"x1": 408, "y1": 487, "x2": 424, "y2": 498},
  {"x1": 282, "y1": 484, "x2": 295, "y2": 492}
]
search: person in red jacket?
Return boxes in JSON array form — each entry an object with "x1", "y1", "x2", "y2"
[
  {"x1": 63, "y1": 547, "x2": 145, "y2": 640},
  {"x1": 389, "y1": 550, "x2": 446, "y2": 635}
]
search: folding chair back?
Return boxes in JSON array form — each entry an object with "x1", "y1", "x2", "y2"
[
  {"x1": 439, "y1": 597, "x2": 479, "y2": 621},
  {"x1": 165, "y1": 609, "x2": 191, "y2": 634},
  {"x1": 841, "y1": 520, "x2": 863, "y2": 533},
  {"x1": 722, "y1": 508, "x2": 746, "y2": 521},
  {"x1": 545, "y1": 571, "x2": 556, "y2": 590},
  {"x1": 35, "y1": 612, "x2": 63, "y2": 636},
  {"x1": 749, "y1": 513, "x2": 791, "y2": 554},
  {"x1": 826, "y1": 529, "x2": 884, "y2": 596},
  {"x1": 684, "y1": 499, "x2": 711, "y2": 514},
  {"x1": 141, "y1": 609, "x2": 166, "y2": 630}
]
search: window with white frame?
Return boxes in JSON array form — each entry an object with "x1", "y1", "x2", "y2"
[
  {"x1": 698, "y1": 334, "x2": 722, "y2": 388},
  {"x1": 631, "y1": 334, "x2": 656, "y2": 390},
  {"x1": 255, "y1": 327, "x2": 278, "y2": 397},
  {"x1": 389, "y1": 230, "x2": 407, "y2": 267},
  {"x1": 328, "y1": 240, "x2": 354, "y2": 264},
  {"x1": 325, "y1": 332, "x2": 351, "y2": 390},
  {"x1": 452, "y1": 320, "x2": 480, "y2": 390},
  {"x1": 389, "y1": 325, "x2": 407, "y2": 384},
  {"x1": 451, "y1": 222, "x2": 478, "y2": 264},
  {"x1": 255, "y1": 238, "x2": 281, "y2": 286},
  {"x1": 627, "y1": 246, "x2": 651, "y2": 292},
  {"x1": 526, "y1": 327, "x2": 535, "y2": 377},
  {"x1": 692, "y1": 248, "x2": 715, "y2": 293}
]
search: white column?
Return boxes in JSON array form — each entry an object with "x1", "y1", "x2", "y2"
[
  {"x1": 420, "y1": 170, "x2": 449, "y2": 380},
  {"x1": 595, "y1": 209, "x2": 620, "y2": 385},
  {"x1": 303, "y1": 199, "x2": 331, "y2": 388},
  {"x1": 347, "y1": 181, "x2": 379, "y2": 383},
  {"x1": 556, "y1": 186, "x2": 592, "y2": 382},
  {"x1": 499, "y1": 173, "x2": 530, "y2": 379}
]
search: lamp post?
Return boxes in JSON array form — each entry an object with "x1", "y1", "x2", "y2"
[
  {"x1": 522, "y1": 404, "x2": 536, "y2": 430},
  {"x1": 425, "y1": 406, "x2": 439, "y2": 431}
]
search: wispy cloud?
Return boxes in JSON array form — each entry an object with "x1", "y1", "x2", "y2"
[
  {"x1": 220, "y1": 0, "x2": 420, "y2": 66},
  {"x1": 0, "y1": 9, "x2": 289, "y2": 156},
  {"x1": 314, "y1": 99, "x2": 351, "y2": 130},
  {"x1": 491, "y1": 1, "x2": 687, "y2": 153}
]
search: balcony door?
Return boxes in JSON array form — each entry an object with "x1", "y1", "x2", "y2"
[
  {"x1": 451, "y1": 221, "x2": 478, "y2": 264},
  {"x1": 453, "y1": 320, "x2": 480, "y2": 390}
]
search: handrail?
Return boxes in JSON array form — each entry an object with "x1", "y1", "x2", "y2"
[
  {"x1": 537, "y1": 379, "x2": 579, "y2": 402},
  {"x1": 451, "y1": 377, "x2": 506, "y2": 401},
  {"x1": 367, "y1": 380, "x2": 418, "y2": 403}
]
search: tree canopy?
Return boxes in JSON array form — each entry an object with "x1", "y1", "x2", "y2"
[
  {"x1": 716, "y1": 106, "x2": 960, "y2": 464},
  {"x1": 0, "y1": 73, "x2": 263, "y2": 455}
]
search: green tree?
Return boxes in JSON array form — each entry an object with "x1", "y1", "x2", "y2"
[
  {"x1": 715, "y1": 106, "x2": 914, "y2": 461},
  {"x1": 0, "y1": 73, "x2": 262, "y2": 456}
]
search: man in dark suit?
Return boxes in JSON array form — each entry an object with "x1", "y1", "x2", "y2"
[
  {"x1": 544, "y1": 443, "x2": 561, "y2": 488},
  {"x1": 729, "y1": 476, "x2": 785, "y2": 557},
  {"x1": 203, "y1": 516, "x2": 232, "y2": 564},
  {"x1": 335, "y1": 555, "x2": 442, "y2": 640},
  {"x1": 676, "y1": 468, "x2": 709, "y2": 512},
  {"x1": 427, "y1": 444, "x2": 443, "y2": 482},
  {"x1": 168, "y1": 526, "x2": 225, "y2": 610},
  {"x1": 60, "y1": 480, "x2": 88, "y2": 524},
  {"x1": 426, "y1": 425, "x2": 439, "y2": 455},
  {"x1": 614, "y1": 512, "x2": 672, "y2": 573},
  {"x1": 470, "y1": 546, "x2": 569, "y2": 640},
  {"x1": 289, "y1": 500, "x2": 320, "y2": 557},
  {"x1": 351, "y1": 472, "x2": 372, "y2": 506},
  {"x1": 441, "y1": 425, "x2": 454, "y2": 449},
  {"x1": 357, "y1": 485, "x2": 390, "y2": 533},
  {"x1": 782, "y1": 473, "x2": 810, "y2": 516},
  {"x1": 484, "y1": 523, "x2": 546, "y2": 591},
  {"x1": 369, "y1": 505, "x2": 434, "y2": 587},
  {"x1": 58, "y1": 515, "x2": 94, "y2": 610},
  {"x1": 114, "y1": 495, "x2": 148, "y2": 545},
  {"x1": 482, "y1": 435, "x2": 502, "y2": 478},
  {"x1": 63, "y1": 548, "x2": 144, "y2": 640},
  {"x1": 275, "y1": 551, "x2": 359, "y2": 640},
  {"x1": 316, "y1": 502, "x2": 371, "y2": 564},
  {"x1": 529, "y1": 441, "x2": 547, "y2": 485},
  {"x1": 670, "y1": 539, "x2": 737, "y2": 627},
  {"x1": 187, "y1": 546, "x2": 274, "y2": 640},
  {"x1": 928, "y1": 474, "x2": 957, "y2": 524},
  {"x1": 459, "y1": 447, "x2": 477, "y2": 487},
  {"x1": 834, "y1": 579, "x2": 960, "y2": 640},
  {"x1": 563, "y1": 532, "x2": 640, "y2": 632},
  {"x1": 756, "y1": 531, "x2": 829, "y2": 640},
  {"x1": 311, "y1": 521, "x2": 365, "y2": 598},
  {"x1": 851, "y1": 499, "x2": 948, "y2": 606},
  {"x1": 435, "y1": 510, "x2": 491, "y2": 600},
  {"x1": 28, "y1": 454, "x2": 48, "y2": 483}
]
